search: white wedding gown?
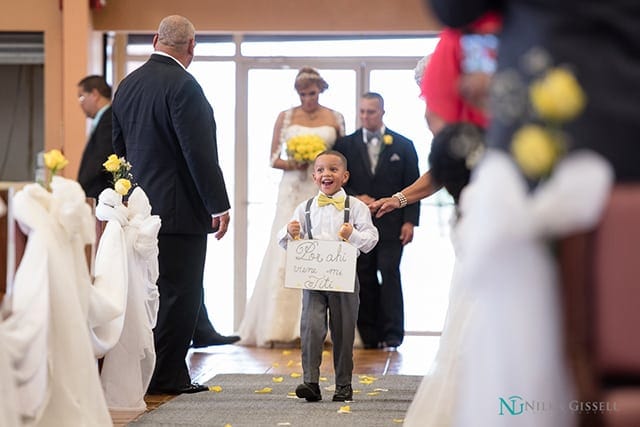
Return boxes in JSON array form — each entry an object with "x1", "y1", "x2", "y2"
[
  {"x1": 404, "y1": 150, "x2": 613, "y2": 427},
  {"x1": 237, "y1": 108, "x2": 344, "y2": 347}
]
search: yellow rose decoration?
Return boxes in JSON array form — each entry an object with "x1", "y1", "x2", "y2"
[
  {"x1": 511, "y1": 125, "x2": 562, "y2": 178},
  {"x1": 103, "y1": 154, "x2": 136, "y2": 196},
  {"x1": 114, "y1": 178, "x2": 132, "y2": 195},
  {"x1": 43, "y1": 149, "x2": 69, "y2": 174},
  {"x1": 530, "y1": 67, "x2": 586, "y2": 122},
  {"x1": 103, "y1": 154, "x2": 121, "y2": 172},
  {"x1": 383, "y1": 134, "x2": 393, "y2": 145},
  {"x1": 510, "y1": 62, "x2": 585, "y2": 180}
]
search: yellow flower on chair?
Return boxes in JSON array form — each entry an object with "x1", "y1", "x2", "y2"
[
  {"x1": 103, "y1": 153, "x2": 135, "y2": 196},
  {"x1": 511, "y1": 125, "x2": 562, "y2": 179},
  {"x1": 530, "y1": 67, "x2": 586, "y2": 122},
  {"x1": 103, "y1": 154, "x2": 121, "y2": 173},
  {"x1": 114, "y1": 178, "x2": 132, "y2": 196},
  {"x1": 43, "y1": 149, "x2": 69, "y2": 174}
]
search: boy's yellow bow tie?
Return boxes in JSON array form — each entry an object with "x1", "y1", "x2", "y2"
[{"x1": 317, "y1": 194, "x2": 345, "y2": 210}]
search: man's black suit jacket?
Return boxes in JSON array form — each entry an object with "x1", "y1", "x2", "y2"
[
  {"x1": 112, "y1": 54, "x2": 230, "y2": 234},
  {"x1": 334, "y1": 128, "x2": 420, "y2": 240},
  {"x1": 77, "y1": 106, "x2": 113, "y2": 199}
]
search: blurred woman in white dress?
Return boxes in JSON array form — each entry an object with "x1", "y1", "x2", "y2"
[{"x1": 238, "y1": 67, "x2": 345, "y2": 347}]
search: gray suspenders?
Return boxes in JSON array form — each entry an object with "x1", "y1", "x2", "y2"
[{"x1": 304, "y1": 196, "x2": 350, "y2": 240}]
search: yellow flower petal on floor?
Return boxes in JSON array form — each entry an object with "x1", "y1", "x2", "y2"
[
  {"x1": 272, "y1": 376, "x2": 284, "y2": 383},
  {"x1": 272, "y1": 362, "x2": 280, "y2": 368},
  {"x1": 208, "y1": 385, "x2": 223, "y2": 392},
  {"x1": 392, "y1": 419, "x2": 404, "y2": 424},
  {"x1": 287, "y1": 391, "x2": 297, "y2": 397},
  {"x1": 281, "y1": 350, "x2": 292, "y2": 356},
  {"x1": 290, "y1": 372, "x2": 301, "y2": 378},
  {"x1": 353, "y1": 389, "x2": 361, "y2": 394},
  {"x1": 224, "y1": 424, "x2": 232, "y2": 427},
  {"x1": 338, "y1": 405, "x2": 351, "y2": 414},
  {"x1": 367, "y1": 391, "x2": 380, "y2": 396},
  {"x1": 373, "y1": 388, "x2": 389, "y2": 392},
  {"x1": 254, "y1": 387, "x2": 273, "y2": 394},
  {"x1": 358, "y1": 375, "x2": 378, "y2": 385},
  {"x1": 319, "y1": 377, "x2": 328, "y2": 382},
  {"x1": 286, "y1": 360, "x2": 295, "y2": 367}
]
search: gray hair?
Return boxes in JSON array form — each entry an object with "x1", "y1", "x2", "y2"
[
  {"x1": 414, "y1": 54, "x2": 431, "y2": 87},
  {"x1": 157, "y1": 15, "x2": 195, "y2": 50}
]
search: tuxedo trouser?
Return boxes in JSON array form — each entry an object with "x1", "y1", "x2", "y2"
[
  {"x1": 356, "y1": 239, "x2": 404, "y2": 345},
  {"x1": 149, "y1": 233, "x2": 207, "y2": 390},
  {"x1": 193, "y1": 289, "x2": 217, "y2": 341},
  {"x1": 300, "y1": 279, "x2": 359, "y2": 387}
]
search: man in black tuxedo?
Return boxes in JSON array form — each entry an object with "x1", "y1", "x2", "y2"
[
  {"x1": 112, "y1": 15, "x2": 231, "y2": 395},
  {"x1": 334, "y1": 92, "x2": 420, "y2": 349},
  {"x1": 76, "y1": 75, "x2": 113, "y2": 199}
]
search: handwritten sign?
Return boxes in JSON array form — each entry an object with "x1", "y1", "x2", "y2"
[{"x1": 285, "y1": 239, "x2": 357, "y2": 293}]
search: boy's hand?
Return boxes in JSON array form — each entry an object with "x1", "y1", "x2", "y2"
[
  {"x1": 288, "y1": 220, "x2": 301, "y2": 240},
  {"x1": 338, "y1": 223, "x2": 353, "y2": 241}
]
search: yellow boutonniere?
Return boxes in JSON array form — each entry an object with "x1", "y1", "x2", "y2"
[{"x1": 383, "y1": 134, "x2": 393, "y2": 145}]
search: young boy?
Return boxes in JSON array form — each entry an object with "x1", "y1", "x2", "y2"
[{"x1": 278, "y1": 150, "x2": 379, "y2": 402}]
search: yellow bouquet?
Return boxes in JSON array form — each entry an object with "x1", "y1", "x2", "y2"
[{"x1": 286, "y1": 134, "x2": 326, "y2": 164}]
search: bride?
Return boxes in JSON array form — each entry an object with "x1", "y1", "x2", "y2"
[{"x1": 237, "y1": 67, "x2": 345, "y2": 347}]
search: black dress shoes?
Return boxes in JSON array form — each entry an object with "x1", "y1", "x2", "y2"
[
  {"x1": 332, "y1": 384, "x2": 353, "y2": 402},
  {"x1": 147, "y1": 383, "x2": 209, "y2": 395},
  {"x1": 295, "y1": 382, "x2": 322, "y2": 402},
  {"x1": 191, "y1": 332, "x2": 241, "y2": 348},
  {"x1": 381, "y1": 340, "x2": 401, "y2": 351}
]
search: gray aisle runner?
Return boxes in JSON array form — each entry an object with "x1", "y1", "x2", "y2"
[{"x1": 130, "y1": 373, "x2": 422, "y2": 426}]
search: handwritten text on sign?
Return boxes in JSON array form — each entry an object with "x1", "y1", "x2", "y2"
[{"x1": 285, "y1": 240, "x2": 357, "y2": 293}]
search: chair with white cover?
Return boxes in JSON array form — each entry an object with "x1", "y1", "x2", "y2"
[{"x1": 99, "y1": 186, "x2": 161, "y2": 412}]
